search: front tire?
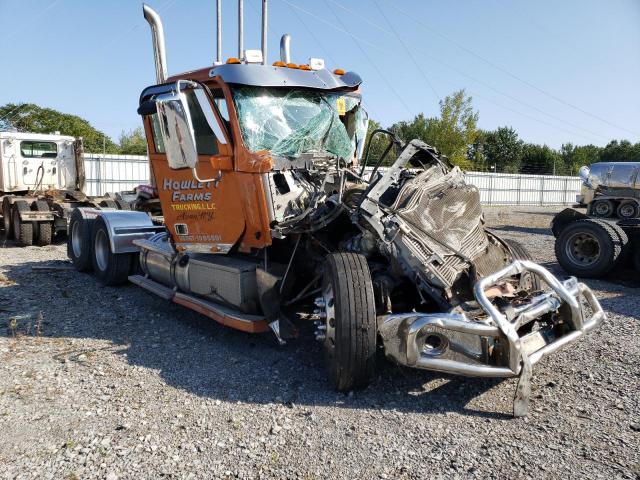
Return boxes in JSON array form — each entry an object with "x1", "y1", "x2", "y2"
[
  {"x1": 321, "y1": 253, "x2": 377, "y2": 392},
  {"x1": 91, "y1": 216, "x2": 132, "y2": 286}
]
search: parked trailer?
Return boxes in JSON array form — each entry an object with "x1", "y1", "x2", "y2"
[
  {"x1": 67, "y1": 2, "x2": 605, "y2": 418},
  {"x1": 0, "y1": 131, "x2": 133, "y2": 246},
  {"x1": 552, "y1": 208, "x2": 640, "y2": 277},
  {"x1": 577, "y1": 162, "x2": 640, "y2": 219}
]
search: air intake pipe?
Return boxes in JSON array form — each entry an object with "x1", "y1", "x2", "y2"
[
  {"x1": 280, "y1": 33, "x2": 291, "y2": 63},
  {"x1": 142, "y1": 4, "x2": 168, "y2": 83}
]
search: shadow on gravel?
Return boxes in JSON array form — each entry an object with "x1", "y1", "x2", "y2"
[
  {"x1": 0, "y1": 259, "x2": 522, "y2": 420},
  {"x1": 489, "y1": 225, "x2": 553, "y2": 236}
]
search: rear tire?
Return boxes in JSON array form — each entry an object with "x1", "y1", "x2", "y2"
[
  {"x1": 591, "y1": 200, "x2": 614, "y2": 218},
  {"x1": 91, "y1": 216, "x2": 132, "y2": 286},
  {"x1": 33, "y1": 200, "x2": 52, "y2": 246},
  {"x1": 67, "y1": 208, "x2": 94, "y2": 272},
  {"x1": 554, "y1": 219, "x2": 622, "y2": 278},
  {"x1": 616, "y1": 200, "x2": 638, "y2": 219},
  {"x1": 321, "y1": 253, "x2": 377, "y2": 392},
  {"x1": 2, "y1": 197, "x2": 13, "y2": 237},
  {"x1": 12, "y1": 201, "x2": 34, "y2": 247}
]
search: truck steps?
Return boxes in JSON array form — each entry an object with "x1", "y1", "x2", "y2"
[
  {"x1": 128, "y1": 274, "x2": 175, "y2": 300},
  {"x1": 128, "y1": 275, "x2": 269, "y2": 333}
]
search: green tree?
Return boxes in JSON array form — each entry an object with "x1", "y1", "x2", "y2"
[
  {"x1": 391, "y1": 90, "x2": 479, "y2": 169},
  {"x1": 559, "y1": 143, "x2": 602, "y2": 174},
  {"x1": 481, "y1": 126, "x2": 523, "y2": 173},
  {"x1": 0, "y1": 103, "x2": 119, "y2": 153},
  {"x1": 119, "y1": 127, "x2": 148, "y2": 155},
  {"x1": 599, "y1": 140, "x2": 640, "y2": 163},
  {"x1": 520, "y1": 143, "x2": 562, "y2": 174}
]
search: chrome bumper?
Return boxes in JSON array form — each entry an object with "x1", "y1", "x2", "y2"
[{"x1": 378, "y1": 260, "x2": 605, "y2": 416}]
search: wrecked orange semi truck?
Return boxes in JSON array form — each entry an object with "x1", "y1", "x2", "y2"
[{"x1": 67, "y1": 1, "x2": 604, "y2": 416}]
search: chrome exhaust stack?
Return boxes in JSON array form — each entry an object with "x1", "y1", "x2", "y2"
[
  {"x1": 261, "y1": 0, "x2": 268, "y2": 65},
  {"x1": 216, "y1": 0, "x2": 222, "y2": 63},
  {"x1": 142, "y1": 4, "x2": 168, "y2": 83},
  {"x1": 280, "y1": 33, "x2": 291, "y2": 63},
  {"x1": 238, "y1": 0, "x2": 244, "y2": 59}
]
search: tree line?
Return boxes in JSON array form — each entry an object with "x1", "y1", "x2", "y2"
[
  {"x1": 2, "y1": 99, "x2": 638, "y2": 174},
  {"x1": 365, "y1": 90, "x2": 640, "y2": 175},
  {"x1": 0, "y1": 103, "x2": 147, "y2": 155}
]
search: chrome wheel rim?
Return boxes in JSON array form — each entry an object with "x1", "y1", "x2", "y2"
[
  {"x1": 322, "y1": 283, "x2": 336, "y2": 349},
  {"x1": 565, "y1": 232, "x2": 600, "y2": 266},
  {"x1": 71, "y1": 221, "x2": 82, "y2": 257},
  {"x1": 94, "y1": 229, "x2": 110, "y2": 271}
]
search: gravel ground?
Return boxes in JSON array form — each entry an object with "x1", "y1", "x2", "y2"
[{"x1": 0, "y1": 206, "x2": 638, "y2": 479}]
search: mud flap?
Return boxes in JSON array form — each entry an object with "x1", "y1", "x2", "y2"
[
  {"x1": 513, "y1": 355, "x2": 532, "y2": 417},
  {"x1": 256, "y1": 268, "x2": 297, "y2": 343}
]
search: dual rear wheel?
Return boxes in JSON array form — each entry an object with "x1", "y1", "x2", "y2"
[{"x1": 67, "y1": 209, "x2": 135, "y2": 285}]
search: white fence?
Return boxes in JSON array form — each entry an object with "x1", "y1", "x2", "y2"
[
  {"x1": 84, "y1": 154, "x2": 582, "y2": 206},
  {"x1": 84, "y1": 153, "x2": 149, "y2": 196}
]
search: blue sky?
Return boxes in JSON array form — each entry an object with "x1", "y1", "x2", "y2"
[{"x1": 1, "y1": 0, "x2": 639, "y2": 148}]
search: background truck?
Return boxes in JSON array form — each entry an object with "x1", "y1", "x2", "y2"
[
  {"x1": 577, "y1": 162, "x2": 640, "y2": 219},
  {"x1": 0, "y1": 131, "x2": 132, "y2": 246},
  {"x1": 552, "y1": 208, "x2": 640, "y2": 277},
  {"x1": 65, "y1": 1, "x2": 604, "y2": 417}
]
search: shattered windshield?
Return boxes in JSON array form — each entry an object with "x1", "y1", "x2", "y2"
[{"x1": 231, "y1": 87, "x2": 366, "y2": 160}]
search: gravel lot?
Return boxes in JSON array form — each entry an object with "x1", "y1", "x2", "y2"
[{"x1": 1, "y1": 206, "x2": 638, "y2": 479}]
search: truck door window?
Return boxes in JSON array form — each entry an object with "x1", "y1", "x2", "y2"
[
  {"x1": 150, "y1": 114, "x2": 166, "y2": 153},
  {"x1": 20, "y1": 141, "x2": 57, "y2": 158}
]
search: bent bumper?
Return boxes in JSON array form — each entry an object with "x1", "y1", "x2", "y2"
[{"x1": 378, "y1": 260, "x2": 605, "y2": 415}]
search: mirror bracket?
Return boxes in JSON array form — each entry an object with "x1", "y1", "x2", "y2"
[{"x1": 191, "y1": 168, "x2": 223, "y2": 187}]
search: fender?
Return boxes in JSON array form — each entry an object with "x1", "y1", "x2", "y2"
[{"x1": 96, "y1": 210, "x2": 165, "y2": 254}]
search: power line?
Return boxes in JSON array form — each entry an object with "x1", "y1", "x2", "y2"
[
  {"x1": 321, "y1": 0, "x2": 414, "y2": 117},
  {"x1": 328, "y1": 0, "x2": 608, "y2": 143},
  {"x1": 383, "y1": 0, "x2": 640, "y2": 138}
]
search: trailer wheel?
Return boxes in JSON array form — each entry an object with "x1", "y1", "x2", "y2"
[
  {"x1": 91, "y1": 216, "x2": 132, "y2": 286},
  {"x1": 554, "y1": 219, "x2": 621, "y2": 278},
  {"x1": 2, "y1": 197, "x2": 13, "y2": 237},
  {"x1": 12, "y1": 201, "x2": 34, "y2": 246},
  {"x1": 33, "y1": 200, "x2": 53, "y2": 246},
  {"x1": 320, "y1": 253, "x2": 377, "y2": 392},
  {"x1": 591, "y1": 200, "x2": 614, "y2": 218},
  {"x1": 616, "y1": 201, "x2": 638, "y2": 219},
  {"x1": 99, "y1": 199, "x2": 118, "y2": 209},
  {"x1": 67, "y1": 208, "x2": 94, "y2": 272}
]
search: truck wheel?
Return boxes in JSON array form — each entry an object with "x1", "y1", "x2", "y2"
[
  {"x1": 33, "y1": 200, "x2": 53, "y2": 246},
  {"x1": 616, "y1": 201, "x2": 638, "y2": 219},
  {"x1": 320, "y1": 253, "x2": 377, "y2": 392},
  {"x1": 591, "y1": 200, "x2": 614, "y2": 218},
  {"x1": 2, "y1": 197, "x2": 13, "y2": 237},
  {"x1": 12, "y1": 201, "x2": 34, "y2": 246},
  {"x1": 99, "y1": 199, "x2": 118, "y2": 209},
  {"x1": 91, "y1": 216, "x2": 132, "y2": 286},
  {"x1": 554, "y1": 219, "x2": 621, "y2": 278},
  {"x1": 67, "y1": 209, "x2": 94, "y2": 272}
]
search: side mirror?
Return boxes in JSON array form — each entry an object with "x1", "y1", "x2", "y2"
[{"x1": 155, "y1": 84, "x2": 198, "y2": 170}]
